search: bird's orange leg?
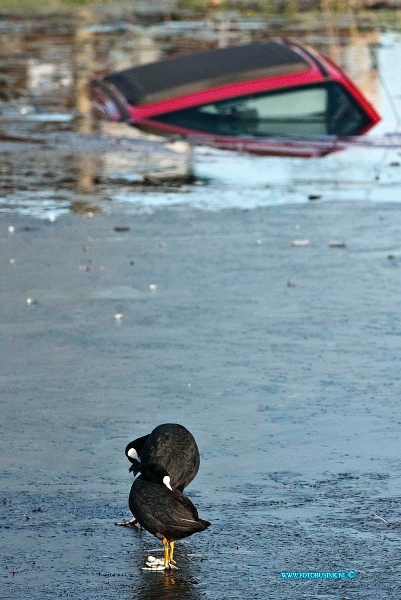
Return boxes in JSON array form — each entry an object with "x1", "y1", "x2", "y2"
[
  {"x1": 168, "y1": 541, "x2": 176, "y2": 565},
  {"x1": 162, "y1": 538, "x2": 170, "y2": 569}
]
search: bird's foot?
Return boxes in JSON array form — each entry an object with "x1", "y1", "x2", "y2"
[
  {"x1": 141, "y1": 556, "x2": 166, "y2": 571},
  {"x1": 115, "y1": 518, "x2": 138, "y2": 527},
  {"x1": 140, "y1": 556, "x2": 178, "y2": 571}
]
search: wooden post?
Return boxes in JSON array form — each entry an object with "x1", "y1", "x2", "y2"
[
  {"x1": 73, "y1": 8, "x2": 94, "y2": 135},
  {"x1": 73, "y1": 9, "x2": 97, "y2": 193},
  {"x1": 320, "y1": 0, "x2": 341, "y2": 64}
]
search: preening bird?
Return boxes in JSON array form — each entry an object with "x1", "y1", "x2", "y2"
[
  {"x1": 125, "y1": 423, "x2": 200, "y2": 492},
  {"x1": 116, "y1": 423, "x2": 201, "y2": 529},
  {"x1": 129, "y1": 462, "x2": 210, "y2": 570}
]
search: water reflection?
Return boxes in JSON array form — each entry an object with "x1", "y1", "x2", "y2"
[
  {"x1": 0, "y1": 118, "x2": 193, "y2": 219},
  {"x1": 70, "y1": 199, "x2": 101, "y2": 217},
  {"x1": 132, "y1": 568, "x2": 203, "y2": 600},
  {"x1": 76, "y1": 153, "x2": 97, "y2": 195}
]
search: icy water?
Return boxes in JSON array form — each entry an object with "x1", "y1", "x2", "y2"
[
  {"x1": 2, "y1": 29, "x2": 401, "y2": 217},
  {"x1": 2, "y1": 17, "x2": 401, "y2": 600},
  {"x1": 3, "y1": 204, "x2": 401, "y2": 599}
]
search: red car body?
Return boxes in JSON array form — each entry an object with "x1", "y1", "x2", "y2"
[{"x1": 91, "y1": 39, "x2": 380, "y2": 157}]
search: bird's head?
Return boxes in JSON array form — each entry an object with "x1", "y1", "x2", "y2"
[
  {"x1": 125, "y1": 443, "x2": 141, "y2": 475},
  {"x1": 139, "y1": 463, "x2": 173, "y2": 490},
  {"x1": 125, "y1": 433, "x2": 150, "y2": 474}
]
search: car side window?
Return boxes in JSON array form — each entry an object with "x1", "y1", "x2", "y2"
[{"x1": 153, "y1": 82, "x2": 370, "y2": 137}]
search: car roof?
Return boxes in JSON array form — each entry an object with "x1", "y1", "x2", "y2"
[{"x1": 104, "y1": 40, "x2": 310, "y2": 107}]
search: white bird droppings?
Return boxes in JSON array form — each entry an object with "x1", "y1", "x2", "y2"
[{"x1": 291, "y1": 239, "x2": 310, "y2": 247}]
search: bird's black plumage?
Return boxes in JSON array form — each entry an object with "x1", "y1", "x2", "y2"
[
  {"x1": 129, "y1": 463, "x2": 210, "y2": 569},
  {"x1": 125, "y1": 423, "x2": 200, "y2": 492}
]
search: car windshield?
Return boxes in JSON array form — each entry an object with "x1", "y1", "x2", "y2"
[{"x1": 152, "y1": 82, "x2": 370, "y2": 137}]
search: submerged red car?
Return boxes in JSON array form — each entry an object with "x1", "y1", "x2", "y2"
[{"x1": 91, "y1": 39, "x2": 380, "y2": 156}]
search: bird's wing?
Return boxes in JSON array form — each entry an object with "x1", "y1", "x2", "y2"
[{"x1": 170, "y1": 489, "x2": 200, "y2": 518}]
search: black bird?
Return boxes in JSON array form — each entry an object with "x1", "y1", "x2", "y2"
[
  {"x1": 125, "y1": 423, "x2": 200, "y2": 492},
  {"x1": 116, "y1": 423, "x2": 201, "y2": 528},
  {"x1": 129, "y1": 462, "x2": 210, "y2": 570}
]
